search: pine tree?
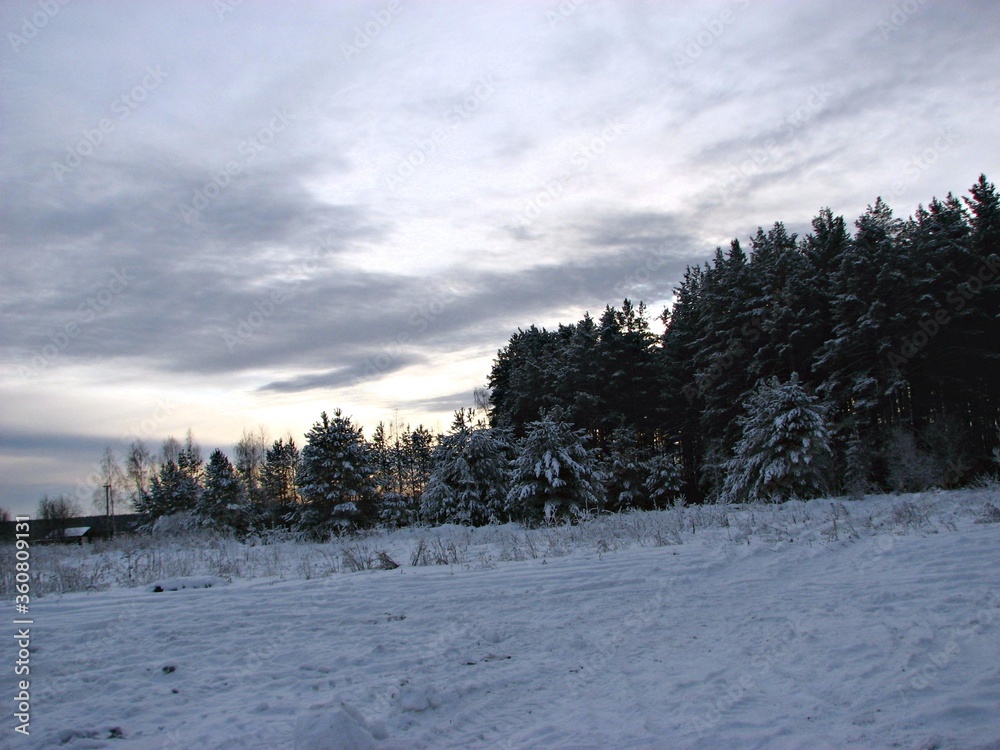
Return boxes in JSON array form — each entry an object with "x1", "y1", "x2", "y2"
[
  {"x1": 297, "y1": 410, "x2": 377, "y2": 533},
  {"x1": 644, "y1": 450, "x2": 685, "y2": 509},
  {"x1": 199, "y1": 449, "x2": 246, "y2": 531},
  {"x1": 660, "y1": 263, "x2": 707, "y2": 501},
  {"x1": 261, "y1": 437, "x2": 300, "y2": 527},
  {"x1": 507, "y1": 411, "x2": 603, "y2": 523},
  {"x1": 720, "y1": 374, "x2": 832, "y2": 504},
  {"x1": 692, "y1": 241, "x2": 756, "y2": 482},
  {"x1": 371, "y1": 422, "x2": 395, "y2": 494},
  {"x1": 377, "y1": 423, "x2": 435, "y2": 527},
  {"x1": 596, "y1": 300, "x2": 660, "y2": 445},
  {"x1": 602, "y1": 426, "x2": 649, "y2": 512},
  {"x1": 146, "y1": 459, "x2": 199, "y2": 519},
  {"x1": 841, "y1": 428, "x2": 875, "y2": 500},
  {"x1": 817, "y1": 199, "x2": 909, "y2": 438},
  {"x1": 488, "y1": 326, "x2": 562, "y2": 436},
  {"x1": 961, "y1": 175, "x2": 1000, "y2": 463},
  {"x1": 420, "y1": 419, "x2": 513, "y2": 526},
  {"x1": 558, "y1": 315, "x2": 603, "y2": 438},
  {"x1": 403, "y1": 425, "x2": 435, "y2": 500},
  {"x1": 144, "y1": 435, "x2": 204, "y2": 519}
]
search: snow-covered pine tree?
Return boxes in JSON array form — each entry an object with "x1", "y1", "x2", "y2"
[
  {"x1": 378, "y1": 423, "x2": 436, "y2": 526},
  {"x1": 816, "y1": 199, "x2": 908, "y2": 444},
  {"x1": 144, "y1": 437, "x2": 204, "y2": 520},
  {"x1": 297, "y1": 410, "x2": 377, "y2": 534},
  {"x1": 596, "y1": 300, "x2": 660, "y2": 440},
  {"x1": 198, "y1": 449, "x2": 246, "y2": 531},
  {"x1": 603, "y1": 426, "x2": 649, "y2": 512},
  {"x1": 420, "y1": 419, "x2": 513, "y2": 526},
  {"x1": 660, "y1": 263, "x2": 707, "y2": 501},
  {"x1": 720, "y1": 374, "x2": 832, "y2": 504},
  {"x1": 841, "y1": 427, "x2": 875, "y2": 500},
  {"x1": 644, "y1": 450, "x2": 685, "y2": 509},
  {"x1": 507, "y1": 411, "x2": 603, "y2": 524}
]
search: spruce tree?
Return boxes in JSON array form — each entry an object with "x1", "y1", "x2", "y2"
[
  {"x1": 602, "y1": 426, "x2": 649, "y2": 512},
  {"x1": 420, "y1": 419, "x2": 513, "y2": 526},
  {"x1": 199, "y1": 449, "x2": 246, "y2": 531},
  {"x1": 297, "y1": 410, "x2": 377, "y2": 533},
  {"x1": 644, "y1": 450, "x2": 685, "y2": 509},
  {"x1": 507, "y1": 411, "x2": 603, "y2": 523},
  {"x1": 144, "y1": 436, "x2": 203, "y2": 519},
  {"x1": 660, "y1": 264, "x2": 707, "y2": 501},
  {"x1": 720, "y1": 374, "x2": 832, "y2": 504}
]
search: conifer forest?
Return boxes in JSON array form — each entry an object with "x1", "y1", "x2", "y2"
[{"x1": 95, "y1": 175, "x2": 1000, "y2": 536}]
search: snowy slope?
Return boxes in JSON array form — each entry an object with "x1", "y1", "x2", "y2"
[{"x1": 8, "y1": 491, "x2": 1000, "y2": 749}]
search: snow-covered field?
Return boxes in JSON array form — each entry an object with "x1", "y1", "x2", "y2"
[{"x1": 6, "y1": 489, "x2": 1000, "y2": 749}]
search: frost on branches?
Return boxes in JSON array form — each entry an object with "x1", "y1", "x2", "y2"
[
  {"x1": 297, "y1": 410, "x2": 377, "y2": 533},
  {"x1": 198, "y1": 449, "x2": 247, "y2": 532},
  {"x1": 507, "y1": 411, "x2": 603, "y2": 523},
  {"x1": 420, "y1": 422, "x2": 513, "y2": 526},
  {"x1": 720, "y1": 374, "x2": 832, "y2": 504}
]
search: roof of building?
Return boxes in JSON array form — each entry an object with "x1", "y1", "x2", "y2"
[{"x1": 56, "y1": 527, "x2": 92, "y2": 538}]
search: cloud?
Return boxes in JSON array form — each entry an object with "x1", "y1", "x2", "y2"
[{"x1": 1, "y1": 0, "x2": 998, "y2": 515}]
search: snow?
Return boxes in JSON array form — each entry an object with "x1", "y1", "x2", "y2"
[
  {"x1": 293, "y1": 705, "x2": 388, "y2": 750},
  {"x1": 8, "y1": 489, "x2": 1000, "y2": 749}
]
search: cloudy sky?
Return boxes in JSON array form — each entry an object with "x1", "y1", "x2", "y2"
[{"x1": 1, "y1": 0, "x2": 998, "y2": 517}]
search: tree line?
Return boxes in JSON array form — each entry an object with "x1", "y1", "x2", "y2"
[
  {"x1": 82, "y1": 406, "x2": 643, "y2": 535},
  {"x1": 488, "y1": 174, "x2": 1000, "y2": 503},
  {"x1": 52, "y1": 174, "x2": 1000, "y2": 535}
]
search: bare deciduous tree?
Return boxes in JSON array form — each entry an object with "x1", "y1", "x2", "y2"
[
  {"x1": 94, "y1": 446, "x2": 127, "y2": 513},
  {"x1": 37, "y1": 495, "x2": 82, "y2": 535},
  {"x1": 126, "y1": 440, "x2": 156, "y2": 508},
  {"x1": 235, "y1": 425, "x2": 269, "y2": 506}
]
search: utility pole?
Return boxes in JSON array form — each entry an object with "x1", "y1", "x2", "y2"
[{"x1": 104, "y1": 483, "x2": 114, "y2": 539}]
